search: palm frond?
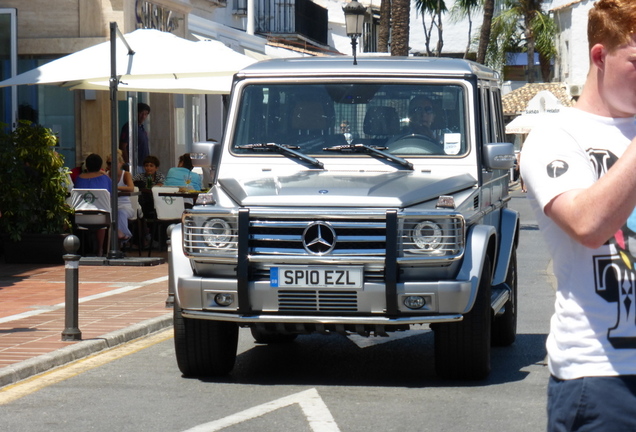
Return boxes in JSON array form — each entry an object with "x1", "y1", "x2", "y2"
[{"x1": 414, "y1": 0, "x2": 448, "y2": 15}]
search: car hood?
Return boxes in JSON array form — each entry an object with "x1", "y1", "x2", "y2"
[{"x1": 218, "y1": 171, "x2": 477, "y2": 207}]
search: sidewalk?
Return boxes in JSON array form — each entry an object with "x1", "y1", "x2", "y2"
[{"x1": 0, "y1": 253, "x2": 172, "y2": 388}]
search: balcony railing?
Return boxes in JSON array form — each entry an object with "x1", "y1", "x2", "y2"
[{"x1": 255, "y1": 0, "x2": 328, "y2": 46}]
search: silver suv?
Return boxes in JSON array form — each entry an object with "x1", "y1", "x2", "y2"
[{"x1": 170, "y1": 57, "x2": 519, "y2": 380}]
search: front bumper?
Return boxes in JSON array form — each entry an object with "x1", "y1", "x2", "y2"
[
  {"x1": 176, "y1": 273, "x2": 472, "y2": 324},
  {"x1": 181, "y1": 309, "x2": 463, "y2": 325},
  {"x1": 172, "y1": 223, "x2": 497, "y2": 326}
]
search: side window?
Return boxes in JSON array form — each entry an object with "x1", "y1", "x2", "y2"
[
  {"x1": 479, "y1": 86, "x2": 492, "y2": 144},
  {"x1": 490, "y1": 87, "x2": 505, "y2": 142},
  {"x1": 479, "y1": 85, "x2": 505, "y2": 143}
]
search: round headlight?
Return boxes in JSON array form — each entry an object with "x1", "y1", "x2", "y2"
[
  {"x1": 202, "y1": 218, "x2": 233, "y2": 248},
  {"x1": 412, "y1": 221, "x2": 443, "y2": 250}
]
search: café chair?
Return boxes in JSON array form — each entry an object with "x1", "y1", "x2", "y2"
[
  {"x1": 70, "y1": 188, "x2": 111, "y2": 256},
  {"x1": 148, "y1": 186, "x2": 184, "y2": 256}
]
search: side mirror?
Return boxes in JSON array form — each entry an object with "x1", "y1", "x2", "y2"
[
  {"x1": 191, "y1": 141, "x2": 222, "y2": 187},
  {"x1": 483, "y1": 142, "x2": 515, "y2": 171}
]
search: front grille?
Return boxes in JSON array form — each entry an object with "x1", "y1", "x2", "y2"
[
  {"x1": 250, "y1": 219, "x2": 386, "y2": 256},
  {"x1": 183, "y1": 210, "x2": 465, "y2": 263},
  {"x1": 278, "y1": 290, "x2": 358, "y2": 312}
]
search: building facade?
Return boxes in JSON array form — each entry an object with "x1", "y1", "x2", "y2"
[
  {"x1": 549, "y1": 0, "x2": 593, "y2": 98},
  {"x1": 0, "y1": 0, "x2": 330, "y2": 174}
]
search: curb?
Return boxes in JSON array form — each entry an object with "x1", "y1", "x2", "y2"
[{"x1": 0, "y1": 313, "x2": 173, "y2": 389}]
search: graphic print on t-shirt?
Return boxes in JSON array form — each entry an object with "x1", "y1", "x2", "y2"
[
  {"x1": 546, "y1": 160, "x2": 569, "y2": 178},
  {"x1": 594, "y1": 254, "x2": 636, "y2": 348},
  {"x1": 588, "y1": 148, "x2": 619, "y2": 180},
  {"x1": 589, "y1": 148, "x2": 636, "y2": 349}
]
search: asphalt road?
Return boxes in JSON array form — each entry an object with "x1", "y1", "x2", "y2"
[{"x1": 0, "y1": 190, "x2": 554, "y2": 432}]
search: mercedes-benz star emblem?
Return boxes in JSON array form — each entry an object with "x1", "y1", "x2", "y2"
[{"x1": 302, "y1": 222, "x2": 336, "y2": 255}]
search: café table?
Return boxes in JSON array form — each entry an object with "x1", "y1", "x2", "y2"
[
  {"x1": 157, "y1": 191, "x2": 201, "y2": 200},
  {"x1": 146, "y1": 189, "x2": 204, "y2": 256}
]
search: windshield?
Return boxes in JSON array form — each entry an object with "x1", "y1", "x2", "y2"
[{"x1": 231, "y1": 82, "x2": 468, "y2": 157}]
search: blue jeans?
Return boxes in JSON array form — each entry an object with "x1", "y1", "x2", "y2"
[{"x1": 548, "y1": 375, "x2": 636, "y2": 431}]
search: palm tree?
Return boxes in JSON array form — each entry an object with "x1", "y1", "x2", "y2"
[
  {"x1": 415, "y1": 0, "x2": 448, "y2": 57},
  {"x1": 476, "y1": 0, "x2": 494, "y2": 64},
  {"x1": 391, "y1": 0, "x2": 411, "y2": 56},
  {"x1": 521, "y1": 0, "x2": 542, "y2": 82},
  {"x1": 487, "y1": 0, "x2": 556, "y2": 82},
  {"x1": 450, "y1": 0, "x2": 481, "y2": 59},
  {"x1": 378, "y1": 0, "x2": 391, "y2": 52},
  {"x1": 533, "y1": 8, "x2": 557, "y2": 82}
]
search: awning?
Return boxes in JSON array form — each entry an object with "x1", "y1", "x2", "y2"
[
  {"x1": 505, "y1": 113, "x2": 550, "y2": 134},
  {"x1": 505, "y1": 90, "x2": 565, "y2": 135},
  {"x1": 0, "y1": 28, "x2": 256, "y2": 94}
]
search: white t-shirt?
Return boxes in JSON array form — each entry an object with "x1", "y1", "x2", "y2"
[{"x1": 521, "y1": 107, "x2": 636, "y2": 380}]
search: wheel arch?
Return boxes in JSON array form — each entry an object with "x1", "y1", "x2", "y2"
[
  {"x1": 169, "y1": 223, "x2": 193, "y2": 308},
  {"x1": 457, "y1": 224, "x2": 497, "y2": 313},
  {"x1": 492, "y1": 208, "x2": 520, "y2": 286}
]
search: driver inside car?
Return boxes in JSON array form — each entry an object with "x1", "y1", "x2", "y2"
[
  {"x1": 406, "y1": 95, "x2": 439, "y2": 142},
  {"x1": 399, "y1": 95, "x2": 458, "y2": 155}
]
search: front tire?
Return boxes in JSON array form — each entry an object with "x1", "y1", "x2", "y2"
[
  {"x1": 174, "y1": 301, "x2": 238, "y2": 377},
  {"x1": 433, "y1": 256, "x2": 492, "y2": 380}
]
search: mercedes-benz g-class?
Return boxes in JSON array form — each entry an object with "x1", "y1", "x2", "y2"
[{"x1": 170, "y1": 57, "x2": 519, "y2": 380}]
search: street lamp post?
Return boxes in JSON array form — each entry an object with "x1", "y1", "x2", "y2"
[{"x1": 343, "y1": 0, "x2": 366, "y2": 65}]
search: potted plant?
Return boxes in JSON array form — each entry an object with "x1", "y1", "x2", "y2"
[{"x1": 0, "y1": 120, "x2": 74, "y2": 263}]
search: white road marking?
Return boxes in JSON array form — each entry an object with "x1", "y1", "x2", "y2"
[
  {"x1": 182, "y1": 388, "x2": 341, "y2": 432},
  {"x1": 347, "y1": 328, "x2": 431, "y2": 348}
]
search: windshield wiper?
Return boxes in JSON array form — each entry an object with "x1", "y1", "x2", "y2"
[
  {"x1": 236, "y1": 142, "x2": 324, "y2": 169},
  {"x1": 323, "y1": 143, "x2": 413, "y2": 170}
]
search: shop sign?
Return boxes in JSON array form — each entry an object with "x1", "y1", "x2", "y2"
[{"x1": 136, "y1": 0, "x2": 180, "y2": 32}]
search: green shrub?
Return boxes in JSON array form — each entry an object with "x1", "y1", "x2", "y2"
[{"x1": 0, "y1": 121, "x2": 73, "y2": 241}]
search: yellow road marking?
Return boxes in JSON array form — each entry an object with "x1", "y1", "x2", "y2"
[{"x1": 0, "y1": 329, "x2": 174, "y2": 405}]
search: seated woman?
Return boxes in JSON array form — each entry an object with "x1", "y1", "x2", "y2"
[
  {"x1": 393, "y1": 95, "x2": 454, "y2": 155},
  {"x1": 405, "y1": 95, "x2": 439, "y2": 142},
  {"x1": 73, "y1": 153, "x2": 111, "y2": 191},
  {"x1": 72, "y1": 153, "x2": 111, "y2": 255},
  {"x1": 106, "y1": 150, "x2": 135, "y2": 245},
  {"x1": 164, "y1": 153, "x2": 202, "y2": 191}
]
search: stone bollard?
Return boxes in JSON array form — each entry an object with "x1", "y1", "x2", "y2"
[{"x1": 61, "y1": 235, "x2": 82, "y2": 341}]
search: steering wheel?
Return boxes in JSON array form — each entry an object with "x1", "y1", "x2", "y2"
[{"x1": 387, "y1": 133, "x2": 441, "y2": 155}]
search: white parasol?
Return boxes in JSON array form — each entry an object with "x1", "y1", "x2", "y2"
[
  {"x1": 0, "y1": 28, "x2": 255, "y2": 93},
  {"x1": 505, "y1": 90, "x2": 565, "y2": 135}
]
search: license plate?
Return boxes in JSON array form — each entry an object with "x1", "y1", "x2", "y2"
[{"x1": 270, "y1": 266, "x2": 363, "y2": 289}]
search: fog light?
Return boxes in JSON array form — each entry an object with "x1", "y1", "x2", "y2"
[
  {"x1": 215, "y1": 293, "x2": 234, "y2": 306},
  {"x1": 404, "y1": 295, "x2": 426, "y2": 309}
]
